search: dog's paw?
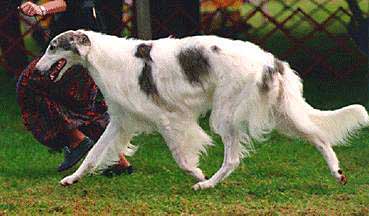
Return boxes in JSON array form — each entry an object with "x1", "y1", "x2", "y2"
[
  {"x1": 60, "y1": 175, "x2": 79, "y2": 186},
  {"x1": 337, "y1": 169, "x2": 347, "y2": 185},
  {"x1": 192, "y1": 180, "x2": 214, "y2": 190}
]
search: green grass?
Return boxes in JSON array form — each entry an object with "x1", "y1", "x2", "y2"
[{"x1": 0, "y1": 64, "x2": 368, "y2": 215}]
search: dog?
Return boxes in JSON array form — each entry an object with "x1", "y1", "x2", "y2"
[{"x1": 35, "y1": 30, "x2": 369, "y2": 190}]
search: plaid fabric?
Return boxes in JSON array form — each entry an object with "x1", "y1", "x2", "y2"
[{"x1": 16, "y1": 57, "x2": 109, "y2": 150}]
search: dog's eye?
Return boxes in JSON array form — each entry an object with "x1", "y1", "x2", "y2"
[{"x1": 49, "y1": 45, "x2": 56, "y2": 51}]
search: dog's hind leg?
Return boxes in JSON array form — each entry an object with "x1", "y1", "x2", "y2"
[
  {"x1": 276, "y1": 112, "x2": 347, "y2": 184},
  {"x1": 60, "y1": 119, "x2": 122, "y2": 186},
  {"x1": 305, "y1": 132, "x2": 347, "y2": 184},
  {"x1": 160, "y1": 122, "x2": 213, "y2": 181}
]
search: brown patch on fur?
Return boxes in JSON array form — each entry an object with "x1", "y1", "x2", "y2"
[
  {"x1": 56, "y1": 32, "x2": 74, "y2": 50},
  {"x1": 259, "y1": 66, "x2": 277, "y2": 92},
  {"x1": 274, "y1": 58, "x2": 284, "y2": 75},
  {"x1": 135, "y1": 43, "x2": 153, "y2": 61},
  {"x1": 136, "y1": 44, "x2": 160, "y2": 102},
  {"x1": 258, "y1": 59, "x2": 285, "y2": 93},
  {"x1": 137, "y1": 48, "x2": 174, "y2": 112},
  {"x1": 53, "y1": 32, "x2": 91, "y2": 55},
  {"x1": 77, "y1": 33, "x2": 91, "y2": 46},
  {"x1": 138, "y1": 63, "x2": 158, "y2": 97},
  {"x1": 177, "y1": 47, "x2": 210, "y2": 87},
  {"x1": 211, "y1": 45, "x2": 220, "y2": 53}
]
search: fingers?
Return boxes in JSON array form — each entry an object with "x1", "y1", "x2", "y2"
[
  {"x1": 19, "y1": 1, "x2": 31, "y2": 11},
  {"x1": 19, "y1": 1, "x2": 41, "y2": 16},
  {"x1": 20, "y1": 2, "x2": 33, "y2": 15}
]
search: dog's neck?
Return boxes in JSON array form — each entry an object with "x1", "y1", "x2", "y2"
[
  {"x1": 85, "y1": 43, "x2": 116, "y2": 101},
  {"x1": 83, "y1": 33, "x2": 143, "y2": 102}
]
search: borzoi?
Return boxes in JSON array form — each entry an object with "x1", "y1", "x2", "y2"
[{"x1": 35, "y1": 30, "x2": 369, "y2": 190}]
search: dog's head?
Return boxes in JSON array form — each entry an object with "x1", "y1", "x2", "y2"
[{"x1": 36, "y1": 30, "x2": 91, "y2": 82}]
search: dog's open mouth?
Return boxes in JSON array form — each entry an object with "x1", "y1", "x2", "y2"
[{"x1": 49, "y1": 58, "x2": 67, "y2": 81}]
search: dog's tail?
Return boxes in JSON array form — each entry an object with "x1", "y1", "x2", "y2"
[
  {"x1": 307, "y1": 105, "x2": 368, "y2": 145},
  {"x1": 273, "y1": 59, "x2": 369, "y2": 146}
]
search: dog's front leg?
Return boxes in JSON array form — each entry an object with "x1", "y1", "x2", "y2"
[
  {"x1": 193, "y1": 133, "x2": 241, "y2": 190},
  {"x1": 60, "y1": 120, "x2": 121, "y2": 186}
]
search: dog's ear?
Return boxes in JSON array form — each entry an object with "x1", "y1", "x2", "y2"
[{"x1": 72, "y1": 32, "x2": 91, "y2": 57}]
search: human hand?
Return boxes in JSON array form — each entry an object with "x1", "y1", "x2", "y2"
[{"x1": 19, "y1": 1, "x2": 43, "y2": 17}]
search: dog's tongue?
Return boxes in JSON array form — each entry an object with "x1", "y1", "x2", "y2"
[{"x1": 49, "y1": 59, "x2": 67, "y2": 81}]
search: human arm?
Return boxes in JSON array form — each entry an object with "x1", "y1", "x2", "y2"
[{"x1": 19, "y1": 0, "x2": 67, "y2": 17}]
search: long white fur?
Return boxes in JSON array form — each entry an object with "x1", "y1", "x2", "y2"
[{"x1": 35, "y1": 30, "x2": 369, "y2": 190}]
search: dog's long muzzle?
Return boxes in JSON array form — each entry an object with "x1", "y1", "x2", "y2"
[{"x1": 36, "y1": 58, "x2": 67, "y2": 81}]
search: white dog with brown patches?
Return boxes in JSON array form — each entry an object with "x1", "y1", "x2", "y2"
[{"x1": 35, "y1": 30, "x2": 369, "y2": 190}]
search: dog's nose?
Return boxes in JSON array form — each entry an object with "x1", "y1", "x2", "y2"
[
  {"x1": 35, "y1": 64, "x2": 43, "y2": 73},
  {"x1": 35, "y1": 60, "x2": 48, "y2": 74},
  {"x1": 34, "y1": 66, "x2": 47, "y2": 75},
  {"x1": 34, "y1": 63, "x2": 49, "y2": 75}
]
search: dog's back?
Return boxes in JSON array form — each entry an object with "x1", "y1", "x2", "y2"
[{"x1": 142, "y1": 35, "x2": 276, "y2": 117}]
